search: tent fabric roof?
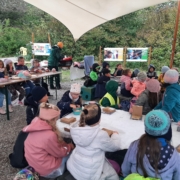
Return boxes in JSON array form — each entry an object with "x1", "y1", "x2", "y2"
[{"x1": 24, "y1": 0, "x2": 171, "y2": 40}]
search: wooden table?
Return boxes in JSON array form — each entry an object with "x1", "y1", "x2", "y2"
[
  {"x1": 56, "y1": 109, "x2": 180, "y2": 149},
  {"x1": 0, "y1": 71, "x2": 62, "y2": 120}
]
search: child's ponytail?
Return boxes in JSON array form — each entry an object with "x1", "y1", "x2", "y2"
[{"x1": 79, "y1": 111, "x2": 86, "y2": 127}]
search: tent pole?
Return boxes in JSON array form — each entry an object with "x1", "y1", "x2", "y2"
[
  {"x1": 32, "y1": 32, "x2": 34, "y2": 59},
  {"x1": 98, "y1": 46, "x2": 102, "y2": 65},
  {"x1": 123, "y1": 47, "x2": 127, "y2": 68},
  {"x1": 148, "y1": 47, "x2": 152, "y2": 66},
  {"x1": 170, "y1": 1, "x2": 180, "y2": 68}
]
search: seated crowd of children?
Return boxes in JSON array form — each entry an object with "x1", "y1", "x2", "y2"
[
  {"x1": 0, "y1": 57, "x2": 52, "y2": 115},
  {"x1": 7, "y1": 61, "x2": 180, "y2": 180}
]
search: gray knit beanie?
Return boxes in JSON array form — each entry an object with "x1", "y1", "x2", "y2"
[{"x1": 137, "y1": 72, "x2": 147, "y2": 82}]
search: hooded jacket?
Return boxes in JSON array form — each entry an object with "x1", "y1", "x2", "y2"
[
  {"x1": 135, "y1": 89, "x2": 151, "y2": 115},
  {"x1": 120, "y1": 75, "x2": 133, "y2": 97},
  {"x1": 100, "y1": 80, "x2": 119, "y2": 109},
  {"x1": 23, "y1": 117, "x2": 71, "y2": 176},
  {"x1": 147, "y1": 65, "x2": 158, "y2": 79},
  {"x1": 90, "y1": 63, "x2": 100, "y2": 81},
  {"x1": 67, "y1": 122, "x2": 121, "y2": 180},
  {"x1": 24, "y1": 94, "x2": 39, "y2": 125},
  {"x1": 48, "y1": 45, "x2": 64, "y2": 67},
  {"x1": 131, "y1": 79, "x2": 146, "y2": 97},
  {"x1": 122, "y1": 140, "x2": 180, "y2": 180},
  {"x1": 155, "y1": 83, "x2": 180, "y2": 122},
  {"x1": 95, "y1": 76, "x2": 110, "y2": 98},
  {"x1": 57, "y1": 90, "x2": 82, "y2": 118}
]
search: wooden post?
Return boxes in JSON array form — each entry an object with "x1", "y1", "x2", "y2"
[
  {"x1": 48, "y1": 33, "x2": 51, "y2": 46},
  {"x1": 98, "y1": 46, "x2": 102, "y2": 65},
  {"x1": 170, "y1": 1, "x2": 180, "y2": 68},
  {"x1": 123, "y1": 47, "x2": 127, "y2": 68},
  {"x1": 32, "y1": 32, "x2": 35, "y2": 59},
  {"x1": 148, "y1": 47, "x2": 152, "y2": 66}
]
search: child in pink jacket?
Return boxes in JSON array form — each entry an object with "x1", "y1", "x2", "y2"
[
  {"x1": 120, "y1": 69, "x2": 133, "y2": 97},
  {"x1": 131, "y1": 72, "x2": 147, "y2": 97},
  {"x1": 23, "y1": 102, "x2": 74, "y2": 179}
]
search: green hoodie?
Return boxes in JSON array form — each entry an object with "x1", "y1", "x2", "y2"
[
  {"x1": 100, "y1": 80, "x2": 119, "y2": 109},
  {"x1": 124, "y1": 173, "x2": 159, "y2": 180},
  {"x1": 90, "y1": 63, "x2": 100, "y2": 81}
]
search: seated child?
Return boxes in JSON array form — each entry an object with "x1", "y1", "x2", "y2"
[
  {"x1": 5, "y1": 59, "x2": 25, "y2": 105},
  {"x1": 67, "y1": 104, "x2": 121, "y2": 180},
  {"x1": 57, "y1": 83, "x2": 82, "y2": 118},
  {"x1": 120, "y1": 69, "x2": 133, "y2": 97},
  {"x1": 30, "y1": 59, "x2": 51, "y2": 96},
  {"x1": 122, "y1": 110, "x2": 180, "y2": 180},
  {"x1": 100, "y1": 62, "x2": 110, "y2": 76},
  {"x1": 84, "y1": 63, "x2": 100, "y2": 87},
  {"x1": 99, "y1": 80, "x2": 120, "y2": 109},
  {"x1": 15, "y1": 56, "x2": 35, "y2": 96},
  {"x1": 158, "y1": 66, "x2": 170, "y2": 94},
  {"x1": 95, "y1": 68, "x2": 111, "y2": 98},
  {"x1": 0, "y1": 60, "x2": 13, "y2": 114},
  {"x1": 24, "y1": 86, "x2": 48, "y2": 125},
  {"x1": 147, "y1": 64, "x2": 158, "y2": 79},
  {"x1": 23, "y1": 102, "x2": 74, "y2": 179},
  {"x1": 131, "y1": 72, "x2": 147, "y2": 97},
  {"x1": 155, "y1": 70, "x2": 180, "y2": 123},
  {"x1": 135, "y1": 79, "x2": 161, "y2": 115},
  {"x1": 113, "y1": 63, "x2": 123, "y2": 76},
  {"x1": 131, "y1": 68, "x2": 140, "y2": 78}
]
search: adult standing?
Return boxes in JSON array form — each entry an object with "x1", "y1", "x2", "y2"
[{"x1": 48, "y1": 42, "x2": 64, "y2": 89}]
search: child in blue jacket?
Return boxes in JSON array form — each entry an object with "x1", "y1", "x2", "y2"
[
  {"x1": 57, "y1": 83, "x2": 82, "y2": 118},
  {"x1": 155, "y1": 69, "x2": 180, "y2": 122}
]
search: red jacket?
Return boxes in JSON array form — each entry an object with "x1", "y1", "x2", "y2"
[{"x1": 23, "y1": 117, "x2": 71, "y2": 176}]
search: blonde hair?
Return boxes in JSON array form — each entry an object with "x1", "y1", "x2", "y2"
[
  {"x1": 79, "y1": 104, "x2": 99, "y2": 127},
  {"x1": 39, "y1": 102, "x2": 63, "y2": 142}
]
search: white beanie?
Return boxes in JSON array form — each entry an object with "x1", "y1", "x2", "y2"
[
  {"x1": 70, "y1": 83, "x2": 81, "y2": 93},
  {"x1": 161, "y1": 66, "x2": 170, "y2": 74}
]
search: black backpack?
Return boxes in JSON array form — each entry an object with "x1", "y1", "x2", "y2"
[{"x1": 9, "y1": 131, "x2": 29, "y2": 168}]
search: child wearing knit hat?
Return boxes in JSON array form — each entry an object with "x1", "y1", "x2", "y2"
[
  {"x1": 131, "y1": 72, "x2": 147, "y2": 97},
  {"x1": 122, "y1": 110, "x2": 180, "y2": 180},
  {"x1": 158, "y1": 66, "x2": 170, "y2": 93},
  {"x1": 57, "y1": 83, "x2": 82, "y2": 118},
  {"x1": 135, "y1": 79, "x2": 161, "y2": 115},
  {"x1": 23, "y1": 102, "x2": 74, "y2": 179},
  {"x1": 155, "y1": 69, "x2": 180, "y2": 123},
  {"x1": 24, "y1": 86, "x2": 48, "y2": 124}
]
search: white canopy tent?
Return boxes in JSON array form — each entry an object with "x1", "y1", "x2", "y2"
[{"x1": 24, "y1": 0, "x2": 173, "y2": 40}]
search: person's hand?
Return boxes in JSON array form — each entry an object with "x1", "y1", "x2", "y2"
[
  {"x1": 113, "y1": 131, "x2": 119, "y2": 134},
  {"x1": 177, "y1": 121, "x2": 180, "y2": 126},
  {"x1": 4, "y1": 76, "x2": 8, "y2": 79},
  {"x1": 118, "y1": 104, "x2": 121, "y2": 108},
  {"x1": 70, "y1": 104, "x2": 77, "y2": 109},
  {"x1": 70, "y1": 143, "x2": 75, "y2": 150},
  {"x1": 38, "y1": 69, "x2": 42, "y2": 73},
  {"x1": 76, "y1": 105, "x2": 80, "y2": 108}
]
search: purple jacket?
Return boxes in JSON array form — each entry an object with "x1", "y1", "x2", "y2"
[{"x1": 122, "y1": 140, "x2": 180, "y2": 180}]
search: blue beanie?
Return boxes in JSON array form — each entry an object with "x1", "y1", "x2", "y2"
[
  {"x1": 32, "y1": 86, "x2": 47, "y2": 102},
  {"x1": 145, "y1": 110, "x2": 171, "y2": 137}
]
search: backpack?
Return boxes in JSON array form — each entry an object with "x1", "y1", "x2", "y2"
[
  {"x1": 13, "y1": 166, "x2": 39, "y2": 180},
  {"x1": 9, "y1": 131, "x2": 29, "y2": 168},
  {"x1": 18, "y1": 71, "x2": 31, "y2": 80},
  {"x1": 120, "y1": 99, "x2": 130, "y2": 111}
]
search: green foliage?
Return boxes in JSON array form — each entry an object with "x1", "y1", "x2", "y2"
[{"x1": 0, "y1": 1, "x2": 179, "y2": 71}]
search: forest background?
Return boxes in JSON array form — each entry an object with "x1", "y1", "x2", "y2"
[{"x1": 0, "y1": 0, "x2": 179, "y2": 70}]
